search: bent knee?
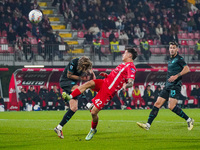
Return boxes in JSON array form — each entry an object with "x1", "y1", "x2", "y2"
[
  {"x1": 154, "y1": 101, "x2": 162, "y2": 108},
  {"x1": 91, "y1": 109, "x2": 98, "y2": 116}
]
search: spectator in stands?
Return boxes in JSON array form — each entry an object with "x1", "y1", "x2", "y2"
[
  {"x1": 32, "y1": 24, "x2": 41, "y2": 40},
  {"x1": 170, "y1": 31, "x2": 179, "y2": 44},
  {"x1": 100, "y1": 7, "x2": 108, "y2": 19},
  {"x1": 92, "y1": 39, "x2": 107, "y2": 61},
  {"x1": 195, "y1": 17, "x2": 200, "y2": 31},
  {"x1": 7, "y1": 29, "x2": 16, "y2": 44},
  {"x1": 155, "y1": 24, "x2": 163, "y2": 40},
  {"x1": 132, "y1": 86, "x2": 145, "y2": 109},
  {"x1": 118, "y1": 87, "x2": 132, "y2": 110},
  {"x1": 39, "y1": 86, "x2": 49, "y2": 110},
  {"x1": 54, "y1": 31, "x2": 62, "y2": 42},
  {"x1": 127, "y1": 30, "x2": 134, "y2": 45},
  {"x1": 126, "y1": 9, "x2": 135, "y2": 20},
  {"x1": 27, "y1": 86, "x2": 41, "y2": 106},
  {"x1": 109, "y1": 30, "x2": 115, "y2": 42},
  {"x1": 53, "y1": 37, "x2": 64, "y2": 61},
  {"x1": 72, "y1": 15, "x2": 83, "y2": 30},
  {"x1": 79, "y1": 7, "x2": 88, "y2": 23},
  {"x1": 115, "y1": 17, "x2": 124, "y2": 30},
  {"x1": 190, "y1": 85, "x2": 200, "y2": 104},
  {"x1": 140, "y1": 38, "x2": 151, "y2": 62},
  {"x1": 195, "y1": 40, "x2": 200, "y2": 61},
  {"x1": 109, "y1": 38, "x2": 120, "y2": 61},
  {"x1": 23, "y1": 36, "x2": 33, "y2": 61},
  {"x1": 134, "y1": 24, "x2": 144, "y2": 39},
  {"x1": 170, "y1": 21, "x2": 179, "y2": 34},
  {"x1": 45, "y1": 36, "x2": 53, "y2": 61},
  {"x1": 16, "y1": 21, "x2": 28, "y2": 38},
  {"x1": 20, "y1": 0, "x2": 31, "y2": 16},
  {"x1": 148, "y1": 23, "x2": 157, "y2": 40},
  {"x1": 85, "y1": 89, "x2": 97, "y2": 103},
  {"x1": 119, "y1": 30, "x2": 129, "y2": 45},
  {"x1": 19, "y1": 87, "x2": 28, "y2": 111},
  {"x1": 181, "y1": 18, "x2": 188, "y2": 31},
  {"x1": 84, "y1": 31, "x2": 93, "y2": 44},
  {"x1": 38, "y1": 36, "x2": 46, "y2": 60},
  {"x1": 15, "y1": 38, "x2": 23, "y2": 61},
  {"x1": 187, "y1": 17, "x2": 196, "y2": 32},
  {"x1": 143, "y1": 85, "x2": 155, "y2": 108},
  {"x1": 88, "y1": 23, "x2": 101, "y2": 38},
  {"x1": 161, "y1": 31, "x2": 170, "y2": 45},
  {"x1": 85, "y1": 16, "x2": 94, "y2": 30}
]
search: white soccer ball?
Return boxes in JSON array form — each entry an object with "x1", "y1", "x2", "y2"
[{"x1": 29, "y1": 9, "x2": 43, "y2": 24}]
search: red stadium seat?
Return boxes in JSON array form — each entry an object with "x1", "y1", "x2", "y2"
[
  {"x1": 154, "y1": 48, "x2": 160, "y2": 54},
  {"x1": 31, "y1": 38, "x2": 38, "y2": 44},
  {"x1": 188, "y1": 33, "x2": 194, "y2": 39},
  {"x1": 147, "y1": 39, "x2": 154, "y2": 45},
  {"x1": 181, "y1": 40, "x2": 188, "y2": 45},
  {"x1": 77, "y1": 31, "x2": 84, "y2": 38},
  {"x1": 1, "y1": 31, "x2": 7, "y2": 37},
  {"x1": 161, "y1": 48, "x2": 167, "y2": 54},
  {"x1": 194, "y1": 33, "x2": 199, "y2": 39},
  {"x1": 181, "y1": 33, "x2": 188, "y2": 39},
  {"x1": 177, "y1": 33, "x2": 182, "y2": 39},
  {"x1": 26, "y1": 31, "x2": 33, "y2": 37},
  {"x1": 0, "y1": 38, "x2": 8, "y2": 44},
  {"x1": 188, "y1": 40, "x2": 195, "y2": 46},
  {"x1": 133, "y1": 39, "x2": 140, "y2": 45},
  {"x1": 105, "y1": 32, "x2": 110, "y2": 38},
  {"x1": 114, "y1": 32, "x2": 119, "y2": 38},
  {"x1": 99, "y1": 39, "x2": 105, "y2": 45}
]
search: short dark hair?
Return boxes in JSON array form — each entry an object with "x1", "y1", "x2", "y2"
[
  {"x1": 169, "y1": 41, "x2": 179, "y2": 47},
  {"x1": 127, "y1": 48, "x2": 138, "y2": 60}
]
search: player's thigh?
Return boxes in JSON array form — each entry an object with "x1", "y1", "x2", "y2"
[
  {"x1": 91, "y1": 79, "x2": 104, "y2": 92},
  {"x1": 154, "y1": 96, "x2": 166, "y2": 108},
  {"x1": 168, "y1": 98, "x2": 178, "y2": 110},
  {"x1": 71, "y1": 85, "x2": 79, "y2": 92}
]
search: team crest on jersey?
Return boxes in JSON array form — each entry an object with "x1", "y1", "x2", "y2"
[
  {"x1": 70, "y1": 65, "x2": 73, "y2": 70},
  {"x1": 131, "y1": 68, "x2": 135, "y2": 73}
]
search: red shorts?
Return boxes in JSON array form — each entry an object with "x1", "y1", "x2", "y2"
[{"x1": 91, "y1": 79, "x2": 113, "y2": 110}]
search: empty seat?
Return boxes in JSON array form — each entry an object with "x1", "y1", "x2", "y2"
[
  {"x1": 133, "y1": 39, "x2": 140, "y2": 45},
  {"x1": 161, "y1": 48, "x2": 167, "y2": 54},
  {"x1": 114, "y1": 32, "x2": 119, "y2": 38},
  {"x1": 181, "y1": 33, "x2": 188, "y2": 39},
  {"x1": 77, "y1": 31, "x2": 84, "y2": 38},
  {"x1": 106, "y1": 32, "x2": 110, "y2": 38},
  {"x1": 181, "y1": 40, "x2": 188, "y2": 45},
  {"x1": 31, "y1": 38, "x2": 38, "y2": 44},
  {"x1": 154, "y1": 48, "x2": 160, "y2": 54},
  {"x1": 1, "y1": 31, "x2": 7, "y2": 37},
  {"x1": 188, "y1": 40, "x2": 195, "y2": 46},
  {"x1": 0, "y1": 38, "x2": 8, "y2": 44},
  {"x1": 194, "y1": 33, "x2": 199, "y2": 39},
  {"x1": 188, "y1": 33, "x2": 194, "y2": 39}
]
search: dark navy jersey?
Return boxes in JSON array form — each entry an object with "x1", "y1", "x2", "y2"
[
  {"x1": 59, "y1": 58, "x2": 83, "y2": 83},
  {"x1": 166, "y1": 54, "x2": 187, "y2": 88}
]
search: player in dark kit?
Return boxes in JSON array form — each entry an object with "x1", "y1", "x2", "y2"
[
  {"x1": 54, "y1": 56, "x2": 95, "y2": 139},
  {"x1": 137, "y1": 41, "x2": 194, "y2": 131}
]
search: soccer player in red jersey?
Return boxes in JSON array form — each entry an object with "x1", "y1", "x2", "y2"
[{"x1": 65, "y1": 48, "x2": 138, "y2": 140}]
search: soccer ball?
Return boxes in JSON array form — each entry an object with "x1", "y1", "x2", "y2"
[{"x1": 29, "y1": 9, "x2": 43, "y2": 24}]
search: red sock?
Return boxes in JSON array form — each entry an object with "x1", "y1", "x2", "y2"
[
  {"x1": 71, "y1": 88, "x2": 81, "y2": 98},
  {"x1": 91, "y1": 121, "x2": 98, "y2": 129}
]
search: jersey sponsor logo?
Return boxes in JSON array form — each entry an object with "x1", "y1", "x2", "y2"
[
  {"x1": 131, "y1": 68, "x2": 135, "y2": 73},
  {"x1": 70, "y1": 65, "x2": 73, "y2": 70},
  {"x1": 9, "y1": 88, "x2": 16, "y2": 93},
  {"x1": 71, "y1": 82, "x2": 76, "y2": 84}
]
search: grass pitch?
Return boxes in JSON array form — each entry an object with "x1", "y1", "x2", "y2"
[{"x1": 0, "y1": 109, "x2": 199, "y2": 150}]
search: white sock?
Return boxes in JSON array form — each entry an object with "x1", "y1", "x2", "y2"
[
  {"x1": 57, "y1": 124, "x2": 63, "y2": 130},
  {"x1": 146, "y1": 123, "x2": 151, "y2": 127},
  {"x1": 187, "y1": 118, "x2": 191, "y2": 122},
  {"x1": 69, "y1": 94, "x2": 73, "y2": 99}
]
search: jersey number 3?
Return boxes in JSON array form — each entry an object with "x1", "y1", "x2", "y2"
[{"x1": 95, "y1": 99, "x2": 102, "y2": 107}]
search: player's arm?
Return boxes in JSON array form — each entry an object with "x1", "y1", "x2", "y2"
[
  {"x1": 168, "y1": 65, "x2": 190, "y2": 82},
  {"x1": 67, "y1": 71, "x2": 83, "y2": 81},
  {"x1": 123, "y1": 78, "x2": 134, "y2": 89}
]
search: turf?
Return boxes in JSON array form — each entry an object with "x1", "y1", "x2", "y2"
[{"x1": 0, "y1": 109, "x2": 199, "y2": 150}]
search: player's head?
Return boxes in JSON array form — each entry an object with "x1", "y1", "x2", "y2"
[
  {"x1": 77, "y1": 56, "x2": 92, "y2": 73},
  {"x1": 122, "y1": 48, "x2": 138, "y2": 62},
  {"x1": 169, "y1": 41, "x2": 179, "y2": 57}
]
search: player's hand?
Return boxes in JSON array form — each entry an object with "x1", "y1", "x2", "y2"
[
  {"x1": 168, "y1": 75, "x2": 178, "y2": 82},
  {"x1": 99, "y1": 72, "x2": 108, "y2": 78}
]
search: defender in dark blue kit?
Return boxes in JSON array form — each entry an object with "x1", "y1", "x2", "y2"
[
  {"x1": 137, "y1": 41, "x2": 194, "y2": 131},
  {"x1": 54, "y1": 56, "x2": 95, "y2": 139}
]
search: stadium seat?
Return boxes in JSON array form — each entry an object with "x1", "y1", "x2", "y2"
[
  {"x1": 1, "y1": 31, "x2": 7, "y2": 37},
  {"x1": 106, "y1": 32, "x2": 110, "y2": 38},
  {"x1": 77, "y1": 31, "x2": 84, "y2": 38},
  {"x1": 99, "y1": 39, "x2": 105, "y2": 45},
  {"x1": 177, "y1": 33, "x2": 182, "y2": 39},
  {"x1": 188, "y1": 40, "x2": 195, "y2": 46},
  {"x1": 181, "y1": 33, "x2": 188, "y2": 39},
  {"x1": 133, "y1": 39, "x2": 140, "y2": 45},
  {"x1": 194, "y1": 33, "x2": 199, "y2": 39},
  {"x1": 154, "y1": 48, "x2": 160, "y2": 54},
  {"x1": 188, "y1": 33, "x2": 194, "y2": 39},
  {"x1": 114, "y1": 32, "x2": 119, "y2": 38},
  {"x1": 181, "y1": 40, "x2": 188, "y2": 45},
  {"x1": 31, "y1": 38, "x2": 38, "y2": 44},
  {"x1": 59, "y1": 33, "x2": 72, "y2": 38},
  {"x1": 147, "y1": 39, "x2": 154, "y2": 45},
  {"x1": 51, "y1": 25, "x2": 66, "y2": 30},
  {"x1": 42, "y1": 10, "x2": 53, "y2": 14},
  {"x1": 8, "y1": 47, "x2": 14, "y2": 53},
  {"x1": 0, "y1": 38, "x2": 8, "y2": 44},
  {"x1": 161, "y1": 48, "x2": 167, "y2": 54},
  {"x1": 189, "y1": 11, "x2": 193, "y2": 16},
  {"x1": 38, "y1": 2, "x2": 47, "y2": 7},
  {"x1": 102, "y1": 32, "x2": 106, "y2": 38},
  {"x1": 26, "y1": 31, "x2": 33, "y2": 37}
]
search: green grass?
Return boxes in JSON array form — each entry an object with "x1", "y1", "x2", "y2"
[{"x1": 0, "y1": 109, "x2": 200, "y2": 150}]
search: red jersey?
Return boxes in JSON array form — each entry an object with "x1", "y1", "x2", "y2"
[{"x1": 104, "y1": 62, "x2": 136, "y2": 95}]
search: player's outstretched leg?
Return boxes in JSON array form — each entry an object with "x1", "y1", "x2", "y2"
[
  {"x1": 54, "y1": 126, "x2": 64, "y2": 139},
  {"x1": 187, "y1": 118, "x2": 194, "y2": 130},
  {"x1": 85, "y1": 128, "x2": 97, "y2": 141}
]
